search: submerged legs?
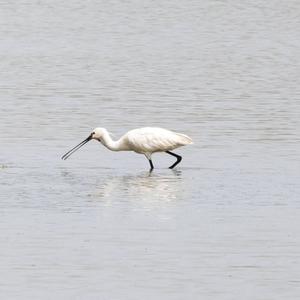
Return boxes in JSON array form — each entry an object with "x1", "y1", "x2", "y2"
[
  {"x1": 145, "y1": 153, "x2": 154, "y2": 171},
  {"x1": 166, "y1": 151, "x2": 182, "y2": 169},
  {"x1": 145, "y1": 151, "x2": 182, "y2": 170},
  {"x1": 148, "y1": 159, "x2": 154, "y2": 171}
]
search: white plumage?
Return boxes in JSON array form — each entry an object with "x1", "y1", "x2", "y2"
[
  {"x1": 125, "y1": 127, "x2": 192, "y2": 153},
  {"x1": 62, "y1": 127, "x2": 193, "y2": 170}
]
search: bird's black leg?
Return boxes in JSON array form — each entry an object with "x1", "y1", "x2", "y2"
[
  {"x1": 166, "y1": 151, "x2": 182, "y2": 169},
  {"x1": 149, "y1": 159, "x2": 154, "y2": 171}
]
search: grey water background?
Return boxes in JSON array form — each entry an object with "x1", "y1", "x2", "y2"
[{"x1": 0, "y1": 0, "x2": 300, "y2": 299}]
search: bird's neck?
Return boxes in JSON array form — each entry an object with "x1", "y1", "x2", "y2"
[{"x1": 100, "y1": 131, "x2": 127, "y2": 151}]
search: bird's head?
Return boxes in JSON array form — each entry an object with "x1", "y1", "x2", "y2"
[{"x1": 90, "y1": 127, "x2": 106, "y2": 141}]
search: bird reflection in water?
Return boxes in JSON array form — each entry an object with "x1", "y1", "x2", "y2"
[{"x1": 92, "y1": 170, "x2": 183, "y2": 204}]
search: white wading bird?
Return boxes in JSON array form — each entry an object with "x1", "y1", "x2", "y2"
[{"x1": 61, "y1": 127, "x2": 193, "y2": 171}]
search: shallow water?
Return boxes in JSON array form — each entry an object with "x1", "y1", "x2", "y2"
[{"x1": 1, "y1": 0, "x2": 300, "y2": 299}]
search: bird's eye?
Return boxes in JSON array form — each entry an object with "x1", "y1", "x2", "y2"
[{"x1": 92, "y1": 132, "x2": 95, "y2": 135}]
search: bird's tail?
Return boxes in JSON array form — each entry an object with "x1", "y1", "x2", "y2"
[{"x1": 176, "y1": 133, "x2": 193, "y2": 145}]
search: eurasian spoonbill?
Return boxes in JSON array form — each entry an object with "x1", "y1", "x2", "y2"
[{"x1": 61, "y1": 127, "x2": 193, "y2": 170}]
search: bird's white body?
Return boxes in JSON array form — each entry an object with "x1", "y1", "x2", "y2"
[
  {"x1": 97, "y1": 127, "x2": 192, "y2": 156},
  {"x1": 62, "y1": 127, "x2": 193, "y2": 170}
]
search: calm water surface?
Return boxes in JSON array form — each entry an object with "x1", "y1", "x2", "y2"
[{"x1": 0, "y1": 0, "x2": 300, "y2": 299}]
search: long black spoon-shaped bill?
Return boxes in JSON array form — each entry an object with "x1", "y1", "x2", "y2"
[{"x1": 61, "y1": 134, "x2": 92, "y2": 160}]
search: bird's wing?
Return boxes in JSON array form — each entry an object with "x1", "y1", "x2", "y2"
[{"x1": 126, "y1": 128, "x2": 192, "y2": 153}]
